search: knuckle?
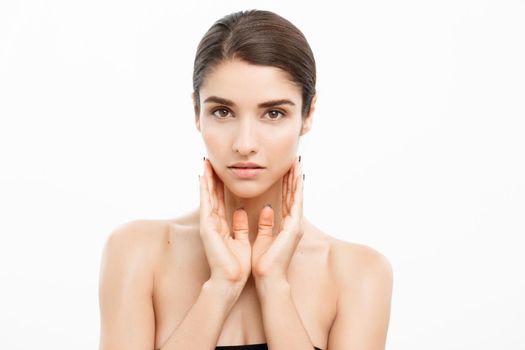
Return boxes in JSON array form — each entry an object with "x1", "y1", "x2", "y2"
[{"x1": 258, "y1": 223, "x2": 273, "y2": 230}]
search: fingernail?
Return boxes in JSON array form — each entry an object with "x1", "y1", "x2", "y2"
[
  {"x1": 303, "y1": 173, "x2": 305, "y2": 181},
  {"x1": 203, "y1": 156, "x2": 206, "y2": 161},
  {"x1": 298, "y1": 155, "x2": 301, "y2": 162},
  {"x1": 264, "y1": 203, "x2": 272, "y2": 208}
]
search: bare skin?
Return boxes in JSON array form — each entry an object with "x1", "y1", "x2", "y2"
[
  {"x1": 98, "y1": 59, "x2": 393, "y2": 350},
  {"x1": 99, "y1": 201, "x2": 392, "y2": 349}
]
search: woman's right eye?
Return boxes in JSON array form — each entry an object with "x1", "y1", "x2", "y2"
[{"x1": 211, "y1": 108, "x2": 232, "y2": 119}]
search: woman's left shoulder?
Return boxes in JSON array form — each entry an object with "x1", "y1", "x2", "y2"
[
  {"x1": 329, "y1": 238, "x2": 391, "y2": 271},
  {"x1": 326, "y1": 236, "x2": 393, "y2": 290}
]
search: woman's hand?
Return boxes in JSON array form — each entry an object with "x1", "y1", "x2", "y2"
[
  {"x1": 199, "y1": 159, "x2": 252, "y2": 290},
  {"x1": 251, "y1": 156, "x2": 304, "y2": 285}
]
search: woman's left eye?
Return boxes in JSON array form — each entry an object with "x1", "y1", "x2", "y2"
[
  {"x1": 266, "y1": 110, "x2": 285, "y2": 120},
  {"x1": 211, "y1": 108, "x2": 231, "y2": 119}
]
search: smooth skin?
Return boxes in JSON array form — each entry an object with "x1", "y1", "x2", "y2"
[
  {"x1": 98, "y1": 58, "x2": 393, "y2": 350},
  {"x1": 199, "y1": 156, "x2": 305, "y2": 286}
]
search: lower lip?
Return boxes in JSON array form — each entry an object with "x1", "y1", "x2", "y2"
[{"x1": 228, "y1": 167, "x2": 265, "y2": 178}]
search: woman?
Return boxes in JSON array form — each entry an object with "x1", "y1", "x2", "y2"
[{"x1": 98, "y1": 9, "x2": 393, "y2": 350}]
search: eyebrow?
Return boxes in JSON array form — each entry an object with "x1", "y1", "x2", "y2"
[{"x1": 203, "y1": 96, "x2": 296, "y2": 108}]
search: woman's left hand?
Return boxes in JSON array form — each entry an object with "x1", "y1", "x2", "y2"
[{"x1": 251, "y1": 156, "x2": 304, "y2": 286}]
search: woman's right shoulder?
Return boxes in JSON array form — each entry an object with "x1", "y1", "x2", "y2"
[
  {"x1": 98, "y1": 215, "x2": 200, "y2": 349},
  {"x1": 98, "y1": 219, "x2": 172, "y2": 349},
  {"x1": 101, "y1": 213, "x2": 200, "y2": 266},
  {"x1": 104, "y1": 218, "x2": 179, "y2": 252},
  {"x1": 104, "y1": 219, "x2": 165, "y2": 250},
  {"x1": 99, "y1": 220, "x2": 163, "y2": 278}
]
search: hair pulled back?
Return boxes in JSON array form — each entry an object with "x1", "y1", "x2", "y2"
[{"x1": 192, "y1": 9, "x2": 316, "y2": 118}]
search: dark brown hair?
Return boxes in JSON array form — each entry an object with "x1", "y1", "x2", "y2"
[{"x1": 192, "y1": 9, "x2": 316, "y2": 119}]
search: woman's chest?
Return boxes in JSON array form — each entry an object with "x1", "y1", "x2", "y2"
[{"x1": 153, "y1": 237, "x2": 337, "y2": 349}]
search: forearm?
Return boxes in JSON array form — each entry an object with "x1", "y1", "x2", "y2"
[
  {"x1": 158, "y1": 280, "x2": 241, "y2": 350},
  {"x1": 256, "y1": 279, "x2": 315, "y2": 350}
]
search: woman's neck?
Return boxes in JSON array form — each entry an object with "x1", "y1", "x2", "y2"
[{"x1": 223, "y1": 179, "x2": 283, "y2": 244}]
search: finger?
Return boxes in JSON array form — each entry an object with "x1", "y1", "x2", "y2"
[
  {"x1": 286, "y1": 158, "x2": 297, "y2": 212},
  {"x1": 257, "y1": 205, "x2": 274, "y2": 238},
  {"x1": 207, "y1": 160, "x2": 217, "y2": 212},
  {"x1": 205, "y1": 159, "x2": 217, "y2": 212},
  {"x1": 216, "y1": 173, "x2": 226, "y2": 219},
  {"x1": 232, "y1": 208, "x2": 249, "y2": 242},
  {"x1": 284, "y1": 164, "x2": 291, "y2": 215},
  {"x1": 291, "y1": 166, "x2": 304, "y2": 219},
  {"x1": 199, "y1": 173, "x2": 211, "y2": 216},
  {"x1": 293, "y1": 158, "x2": 303, "y2": 194},
  {"x1": 282, "y1": 170, "x2": 288, "y2": 217}
]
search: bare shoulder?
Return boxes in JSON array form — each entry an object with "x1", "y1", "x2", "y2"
[
  {"x1": 327, "y1": 237, "x2": 393, "y2": 294},
  {"x1": 98, "y1": 219, "x2": 172, "y2": 349},
  {"x1": 101, "y1": 219, "x2": 170, "y2": 265},
  {"x1": 100, "y1": 213, "x2": 199, "y2": 277},
  {"x1": 99, "y1": 219, "x2": 170, "y2": 295},
  {"x1": 316, "y1": 237, "x2": 393, "y2": 348}
]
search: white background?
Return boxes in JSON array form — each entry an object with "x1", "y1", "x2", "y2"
[{"x1": 1, "y1": 0, "x2": 524, "y2": 349}]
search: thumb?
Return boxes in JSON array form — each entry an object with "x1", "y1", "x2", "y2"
[
  {"x1": 257, "y1": 204, "x2": 274, "y2": 239},
  {"x1": 232, "y1": 208, "x2": 249, "y2": 241}
]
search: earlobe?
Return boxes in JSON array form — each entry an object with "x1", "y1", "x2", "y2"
[
  {"x1": 300, "y1": 94, "x2": 317, "y2": 136},
  {"x1": 195, "y1": 116, "x2": 201, "y2": 132},
  {"x1": 192, "y1": 92, "x2": 201, "y2": 132},
  {"x1": 309, "y1": 94, "x2": 317, "y2": 116},
  {"x1": 300, "y1": 118, "x2": 312, "y2": 136}
]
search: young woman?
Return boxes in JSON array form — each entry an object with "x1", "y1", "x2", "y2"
[{"x1": 99, "y1": 9, "x2": 393, "y2": 350}]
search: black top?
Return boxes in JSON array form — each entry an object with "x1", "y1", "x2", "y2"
[
  {"x1": 157, "y1": 342, "x2": 322, "y2": 349},
  {"x1": 215, "y1": 343, "x2": 322, "y2": 350}
]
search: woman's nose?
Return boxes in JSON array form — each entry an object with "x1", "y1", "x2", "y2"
[{"x1": 232, "y1": 118, "x2": 259, "y2": 156}]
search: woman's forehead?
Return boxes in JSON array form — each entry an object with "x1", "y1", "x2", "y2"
[{"x1": 200, "y1": 59, "x2": 302, "y2": 106}]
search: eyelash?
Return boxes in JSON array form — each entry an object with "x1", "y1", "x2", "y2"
[{"x1": 211, "y1": 107, "x2": 285, "y2": 120}]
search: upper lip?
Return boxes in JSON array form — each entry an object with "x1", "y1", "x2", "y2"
[{"x1": 229, "y1": 162, "x2": 264, "y2": 168}]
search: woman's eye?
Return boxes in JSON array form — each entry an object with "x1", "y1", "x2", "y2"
[
  {"x1": 266, "y1": 110, "x2": 284, "y2": 120},
  {"x1": 211, "y1": 108, "x2": 284, "y2": 120},
  {"x1": 212, "y1": 108, "x2": 231, "y2": 119}
]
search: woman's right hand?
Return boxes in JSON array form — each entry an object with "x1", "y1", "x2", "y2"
[{"x1": 199, "y1": 158, "x2": 252, "y2": 291}]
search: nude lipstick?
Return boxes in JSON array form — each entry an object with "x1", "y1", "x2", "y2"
[{"x1": 228, "y1": 162, "x2": 265, "y2": 179}]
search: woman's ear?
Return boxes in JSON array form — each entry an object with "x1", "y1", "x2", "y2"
[
  {"x1": 192, "y1": 92, "x2": 200, "y2": 131},
  {"x1": 300, "y1": 94, "x2": 317, "y2": 136}
]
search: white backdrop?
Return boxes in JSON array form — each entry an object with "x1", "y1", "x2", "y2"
[{"x1": 1, "y1": 0, "x2": 524, "y2": 349}]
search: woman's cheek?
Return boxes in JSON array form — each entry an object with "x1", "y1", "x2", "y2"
[
  {"x1": 269, "y1": 137, "x2": 298, "y2": 175},
  {"x1": 271, "y1": 132, "x2": 298, "y2": 155},
  {"x1": 203, "y1": 131, "x2": 226, "y2": 154}
]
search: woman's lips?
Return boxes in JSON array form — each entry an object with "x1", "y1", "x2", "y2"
[{"x1": 228, "y1": 167, "x2": 265, "y2": 178}]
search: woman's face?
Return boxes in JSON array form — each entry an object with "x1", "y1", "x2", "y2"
[{"x1": 194, "y1": 58, "x2": 314, "y2": 198}]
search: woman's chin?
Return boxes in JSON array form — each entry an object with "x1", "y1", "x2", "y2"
[{"x1": 225, "y1": 182, "x2": 270, "y2": 199}]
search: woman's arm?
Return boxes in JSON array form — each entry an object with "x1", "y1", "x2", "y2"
[
  {"x1": 250, "y1": 158, "x2": 317, "y2": 349},
  {"x1": 327, "y1": 244, "x2": 393, "y2": 350},
  {"x1": 98, "y1": 222, "x2": 156, "y2": 350},
  {"x1": 98, "y1": 221, "x2": 242, "y2": 350},
  {"x1": 256, "y1": 278, "x2": 320, "y2": 350},
  {"x1": 157, "y1": 279, "x2": 241, "y2": 350}
]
